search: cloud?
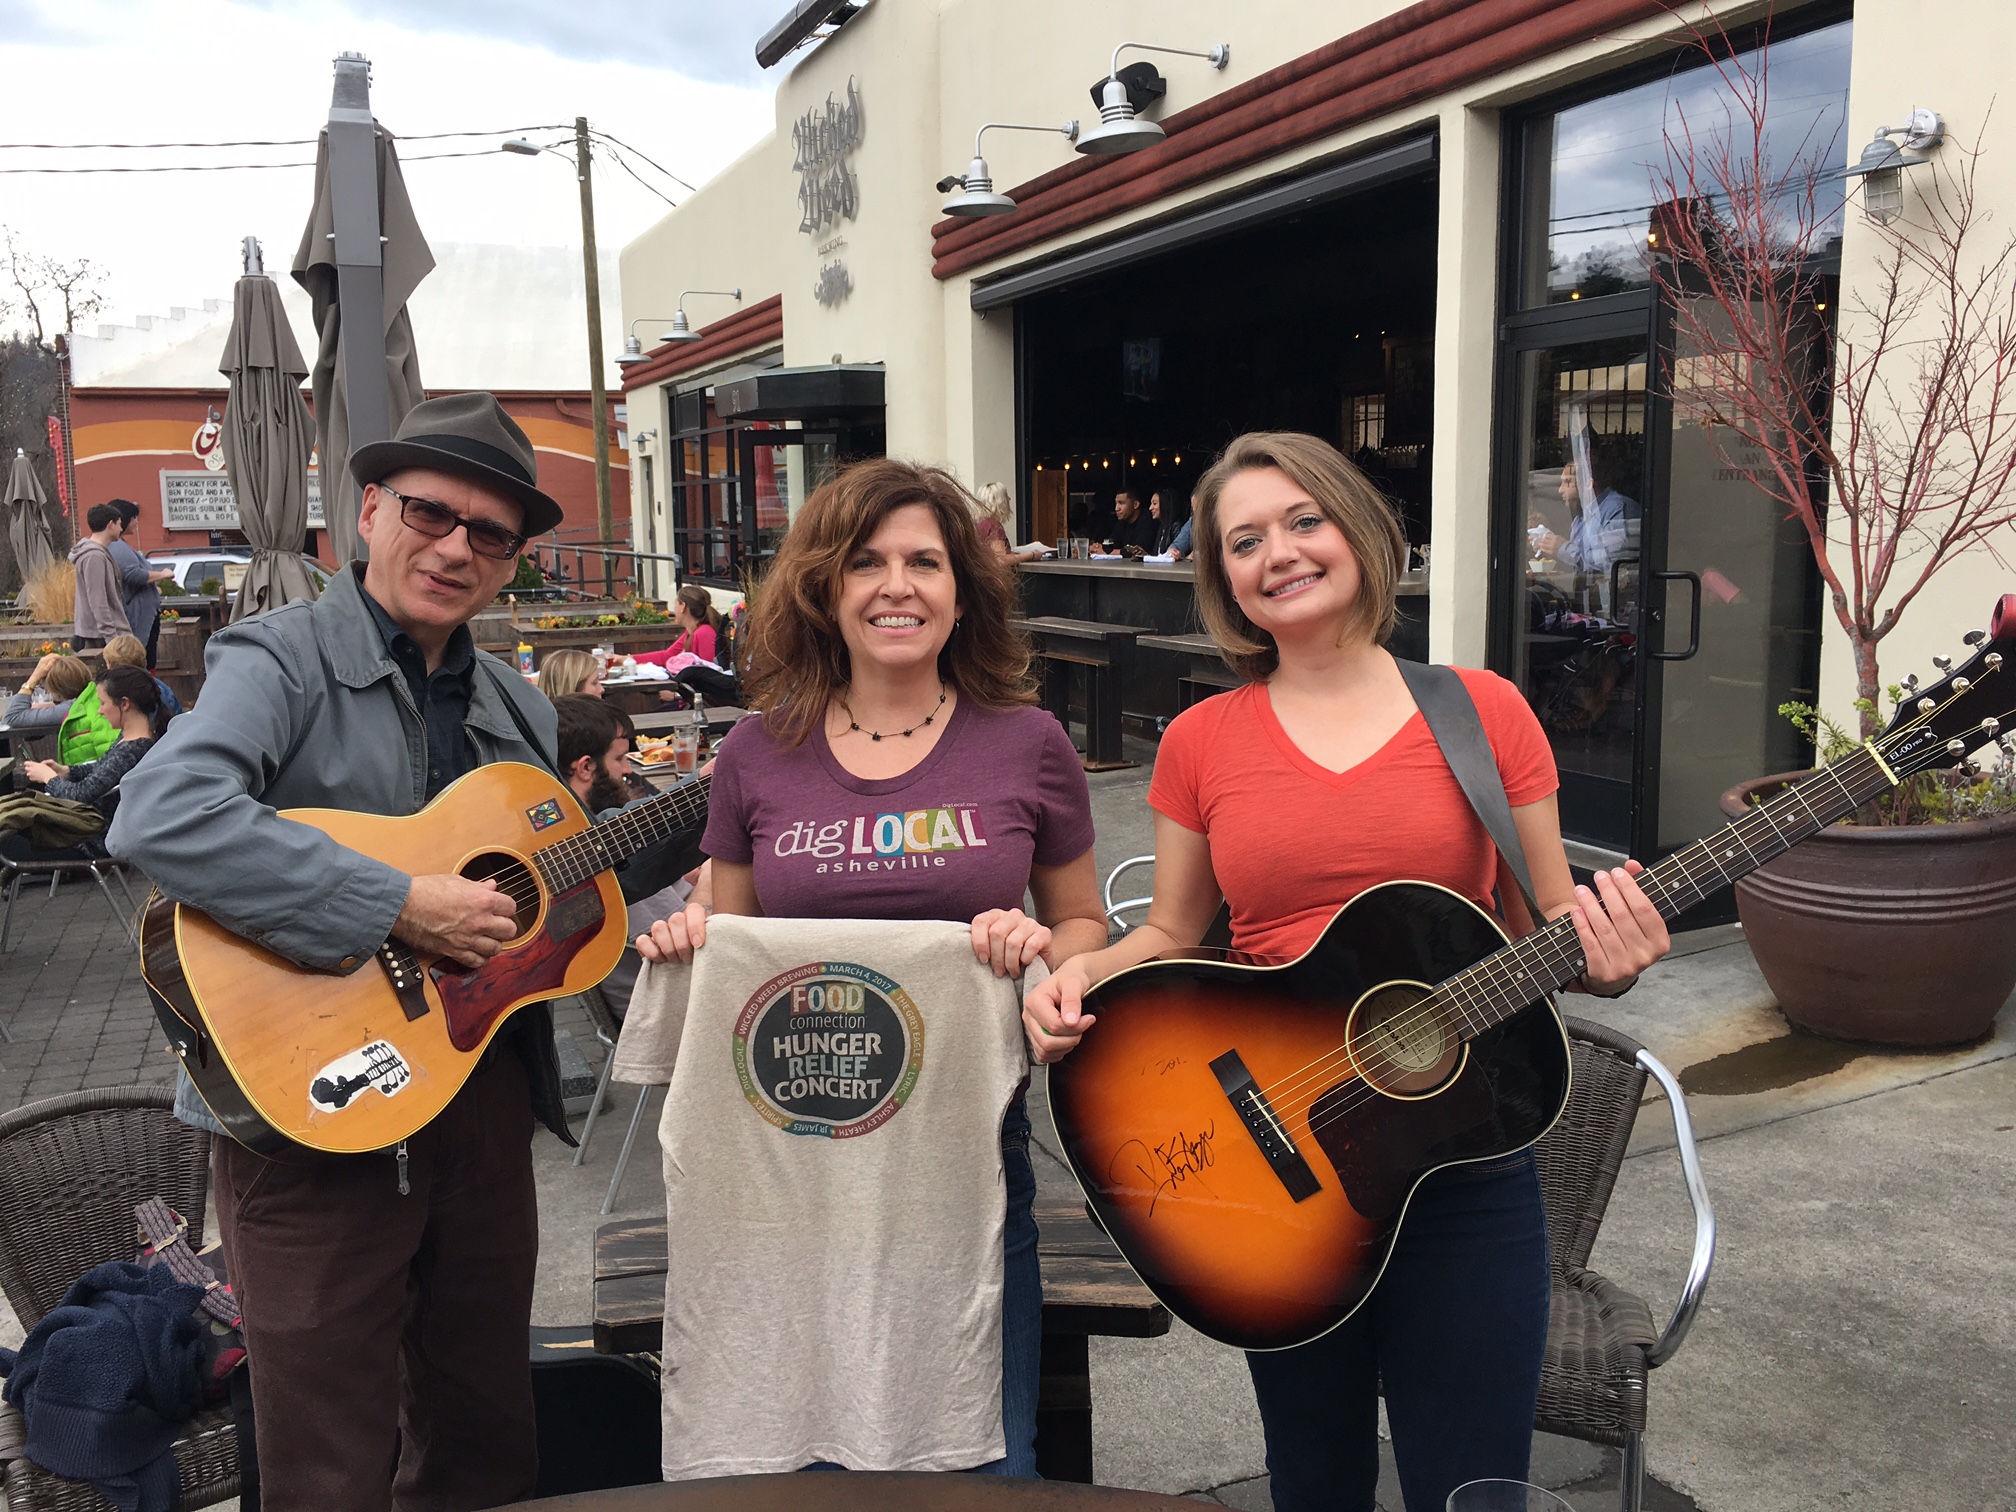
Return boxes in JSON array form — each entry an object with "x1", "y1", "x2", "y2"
[{"x1": 234, "y1": 0, "x2": 771, "y2": 85}]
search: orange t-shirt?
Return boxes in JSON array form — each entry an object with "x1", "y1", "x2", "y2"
[{"x1": 1147, "y1": 669, "x2": 1558, "y2": 961}]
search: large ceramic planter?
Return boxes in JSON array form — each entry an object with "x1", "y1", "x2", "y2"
[{"x1": 1719, "y1": 773, "x2": 2016, "y2": 1045}]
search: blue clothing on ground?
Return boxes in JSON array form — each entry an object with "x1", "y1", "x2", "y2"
[{"x1": 0, "y1": 1260, "x2": 209, "y2": 1512}]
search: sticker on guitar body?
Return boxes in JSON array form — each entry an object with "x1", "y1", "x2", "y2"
[{"x1": 309, "y1": 1041, "x2": 413, "y2": 1113}]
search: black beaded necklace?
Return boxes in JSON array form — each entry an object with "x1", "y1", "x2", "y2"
[{"x1": 841, "y1": 684, "x2": 948, "y2": 742}]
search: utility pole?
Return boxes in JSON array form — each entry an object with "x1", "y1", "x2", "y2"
[{"x1": 573, "y1": 116, "x2": 615, "y2": 599}]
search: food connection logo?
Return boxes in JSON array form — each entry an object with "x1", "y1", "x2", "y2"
[{"x1": 733, "y1": 960, "x2": 923, "y2": 1139}]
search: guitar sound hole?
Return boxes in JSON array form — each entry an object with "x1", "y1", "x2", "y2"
[
  {"x1": 1347, "y1": 983, "x2": 1463, "y2": 1097},
  {"x1": 459, "y1": 852, "x2": 542, "y2": 941}
]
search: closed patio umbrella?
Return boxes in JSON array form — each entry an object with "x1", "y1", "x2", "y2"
[
  {"x1": 5, "y1": 449, "x2": 58, "y2": 584},
  {"x1": 291, "y1": 118, "x2": 433, "y2": 565},
  {"x1": 222, "y1": 239, "x2": 320, "y2": 621}
]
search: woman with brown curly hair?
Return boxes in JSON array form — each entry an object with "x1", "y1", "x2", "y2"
[{"x1": 638, "y1": 456, "x2": 1107, "y2": 1475}]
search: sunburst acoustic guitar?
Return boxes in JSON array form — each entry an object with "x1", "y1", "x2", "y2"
[
  {"x1": 142, "y1": 763, "x2": 708, "y2": 1156},
  {"x1": 1049, "y1": 597, "x2": 2016, "y2": 1351}
]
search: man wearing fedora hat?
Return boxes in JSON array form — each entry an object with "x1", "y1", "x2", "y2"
[{"x1": 112, "y1": 393, "x2": 574, "y2": 1509}]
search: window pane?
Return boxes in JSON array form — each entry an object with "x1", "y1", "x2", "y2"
[{"x1": 1520, "y1": 20, "x2": 1853, "y2": 307}]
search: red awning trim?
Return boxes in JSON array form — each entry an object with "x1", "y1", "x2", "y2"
[
  {"x1": 928, "y1": 0, "x2": 1664, "y2": 283},
  {"x1": 619, "y1": 295, "x2": 786, "y2": 393}
]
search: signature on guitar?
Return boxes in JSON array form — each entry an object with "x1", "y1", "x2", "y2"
[{"x1": 1108, "y1": 1122, "x2": 1217, "y2": 1216}]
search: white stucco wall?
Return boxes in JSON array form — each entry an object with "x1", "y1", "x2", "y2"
[{"x1": 621, "y1": 0, "x2": 2016, "y2": 722}]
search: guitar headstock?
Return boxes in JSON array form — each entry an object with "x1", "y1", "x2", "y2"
[{"x1": 1879, "y1": 594, "x2": 2016, "y2": 779}]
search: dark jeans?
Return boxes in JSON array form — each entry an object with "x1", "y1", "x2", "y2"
[
  {"x1": 212, "y1": 1052, "x2": 541, "y2": 1511},
  {"x1": 1245, "y1": 1153, "x2": 1551, "y2": 1512},
  {"x1": 143, "y1": 614, "x2": 160, "y2": 671}
]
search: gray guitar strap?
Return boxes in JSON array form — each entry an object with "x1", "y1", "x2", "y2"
[{"x1": 1393, "y1": 659, "x2": 1542, "y2": 928}]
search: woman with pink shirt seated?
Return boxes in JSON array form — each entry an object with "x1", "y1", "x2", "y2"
[{"x1": 634, "y1": 584, "x2": 725, "y2": 668}]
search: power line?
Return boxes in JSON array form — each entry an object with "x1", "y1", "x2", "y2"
[
  {"x1": 600, "y1": 144, "x2": 680, "y2": 209},
  {"x1": 587, "y1": 128, "x2": 695, "y2": 194},
  {"x1": 0, "y1": 125, "x2": 574, "y2": 152},
  {"x1": 0, "y1": 146, "x2": 513, "y2": 175}
]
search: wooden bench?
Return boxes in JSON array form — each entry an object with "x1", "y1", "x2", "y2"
[
  {"x1": 1012, "y1": 617, "x2": 1139, "y2": 770},
  {"x1": 1136, "y1": 632, "x2": 1243, "y2": 712},
  {"x1": 591, "y1": 1197, "x2": 1169, "y2": 1482}
]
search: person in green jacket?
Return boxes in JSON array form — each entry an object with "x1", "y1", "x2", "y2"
[{"x1": 5, "y1": 652, "x2": 118, "y2": 764}]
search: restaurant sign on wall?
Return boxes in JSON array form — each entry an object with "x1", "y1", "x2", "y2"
[
  {"x1": 161, "y1": 470, "x2": 325, "y2": 531},
  {"x1": 794, "y1": 77, "x2": 863, "y2": 236}
]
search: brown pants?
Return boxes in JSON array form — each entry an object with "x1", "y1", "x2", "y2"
[{"x1": 212, "y1": 1052, "x2": 541, "y2": 1512}]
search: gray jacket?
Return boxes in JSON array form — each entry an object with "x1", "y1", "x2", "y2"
[
  {"x1": 69, "y1": 538, "x2": 131, "y2": 642},
  {"x1": 108, "y1": 538, "x2": 162, "y2": 637},
  {"x1": 109, "y1": 566, "x2": 572, "y2": 1139}
]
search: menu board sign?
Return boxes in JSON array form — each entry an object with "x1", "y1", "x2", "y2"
[{"x1": 160, "y1": 470, "x2": 325, "y2": 531}]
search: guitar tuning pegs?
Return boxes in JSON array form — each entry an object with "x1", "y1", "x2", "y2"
[
  {"x1": 1964, "y1": 629, "x2": 1988, "y2": 646},
  {"x1": 1988, "y1": 652, "x2": 2005, "y2": 671},
  {"x1": 1904, "y1": 673, "x2": 1920, "y2": 691},
  {"x1": 1932, "y1": 654, "x2": 1954, "y2": 671},
  {"x1": 1948, "y1": 738, "x2": 1968, "y2": 755},
  {"x1": 1954, "y1": 676, "x2": 1973, "y2": 692},
  {"x1": 1985, "y1": 717, "x2": 2003, "y2": 736}
]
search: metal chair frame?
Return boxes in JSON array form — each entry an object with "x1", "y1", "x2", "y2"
[
  {"x1": 1537, "y1": 1017, "x2": 1716, "y2": 1512},
  {"x1": 562, "y1": 984, "x2": 661, "y2": 1217},
  {"x1": 1102, "y1": 854, "x2": 1155, "y2": 932},
  {"x1": 0, "y1": 856, "x2": 140, "y2": 955}
]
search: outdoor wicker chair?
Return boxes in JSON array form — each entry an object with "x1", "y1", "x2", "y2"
[
  {"x1": 1534, "y1": 1017, "x2": 1716, "y2": 1512},
  {"x1": 0, "y1": 1086, "x2": 241, "y2": 1512}
]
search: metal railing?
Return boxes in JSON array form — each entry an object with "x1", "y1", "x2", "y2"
[{"x1": 518, "y1": 537, "x2": 684, "y2": 603}]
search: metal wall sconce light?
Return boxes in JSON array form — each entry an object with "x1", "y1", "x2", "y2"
[
  {"x1": 1838, "y1": 108, "x2": 1944, "y2": 225},
  {"x1": 1076, "y1": 41, "x2": 1229, "y2": 155},
  {"x1": 615, "y1": 319, "x2": 687, "y2": 367},
  {"x1": 940, "y1": 121, "x2": 1080, "y2": 217}
]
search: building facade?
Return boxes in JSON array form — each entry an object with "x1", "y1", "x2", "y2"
[{"x1": 618, "y1": 0, "x2": 2016, "y2": 872}]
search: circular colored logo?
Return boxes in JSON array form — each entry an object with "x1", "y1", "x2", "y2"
[{"x1": 733, "y1": 961, "x2": 923, "y2": 1138}]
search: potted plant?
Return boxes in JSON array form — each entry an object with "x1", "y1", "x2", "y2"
[
  {"x1": 1652, "y1": 15, "x2": 2016, "y2": 1043},
  {"x1": 1719, "y1": 703, "x2": 2016, "y2": 1045}
]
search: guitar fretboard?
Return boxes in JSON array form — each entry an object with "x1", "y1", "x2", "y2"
[
  {"x1": 1432, "y1": 746, "x2": 1895, "y2": 1037},
  {"x1": 532, "y1": 774, "x2": 712, "y2": 893}
]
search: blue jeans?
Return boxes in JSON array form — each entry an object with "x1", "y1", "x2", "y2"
[
  {"x1": 1245, "y1": 1152, "x2": 1551, "y2": 1512},
  {"x1": 808, "y1": 1096, "x2": 1042, "y2": 1476}
]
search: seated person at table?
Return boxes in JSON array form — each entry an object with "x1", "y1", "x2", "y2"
[
  {"x1": 102, "y1": 633, "x2": 183, "y2": 718},
  {"x1": 536, "y1": 647, "x2": 604, "y2": 700},
  {"x1": 8, "y1": 654, "x2": 121, "y2": 766},
  {"x1": 8, "y1": 665, "x2": 168, "y2": 860},
  {"x1": 1096, "y1": 489, "x2": 1158, "y2": 555},
  {"x1": 973, "y1": 483, "x2": 1049, "y2": 562},
  {"x1": 554, "y1": 693, "x2": 705, "y2": 1006},
  {"x1": 1532, "y1": 455, "x2": 1641, "y2": 577},
  {"x1": 634, "y1": 585, "x2": 724, "y2": 668}
]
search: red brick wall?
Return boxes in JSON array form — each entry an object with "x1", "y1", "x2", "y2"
[{"x1": 68, "y1": 387, "x2": 628, "y2": 556}]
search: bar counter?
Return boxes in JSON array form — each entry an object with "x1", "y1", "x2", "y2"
[{"x1": 1016, "y1": 559, "x2": 1429, "y2": 724}]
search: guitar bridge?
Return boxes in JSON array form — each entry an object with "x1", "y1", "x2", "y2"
[
  {"x1": 1210, "y1": 1049, "x2": 1321, "y2": 1203},
  {"x1": 378, "y1": 941, "x2": 431, "y2": 1022}
]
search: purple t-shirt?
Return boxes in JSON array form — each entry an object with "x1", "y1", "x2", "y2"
[{"x1": 703, "y1": 700, "x2": 1095, "y2": 922}]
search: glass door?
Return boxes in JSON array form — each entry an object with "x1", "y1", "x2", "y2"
[
  {"x1": 1653, "y1": 299, "x2": 1820, "y2": 850},
  {"x1": 736, "y1": 428, "x2": 839, "y2": 579},
  {"x1": 1499, "y1": 311, "x2": 1656, "y2": 854}
]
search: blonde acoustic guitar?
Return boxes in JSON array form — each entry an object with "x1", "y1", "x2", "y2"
[{"x1": 141, "y1": 761, "x2": 709, "y2": 1155}]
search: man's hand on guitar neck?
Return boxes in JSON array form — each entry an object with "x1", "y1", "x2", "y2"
[{"x1": 395, "y1": 874, "x2": 522, "y2": 968}]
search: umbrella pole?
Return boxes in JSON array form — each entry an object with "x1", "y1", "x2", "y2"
[{"x1": 327, "y1": 51, "x2": 391, "y2": 561}]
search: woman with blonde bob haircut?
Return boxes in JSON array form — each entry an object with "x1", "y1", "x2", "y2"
[
  {"x1": 637, "y1": 456, "x2": 1107, "y2": 1475},
  {"x1": 1024, "y1": 431, "x2": 1672, "y2": 1512}
]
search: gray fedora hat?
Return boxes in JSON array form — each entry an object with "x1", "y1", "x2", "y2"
[{"x1": 350, "y1": 392, "x2": 565, "y2": 537}]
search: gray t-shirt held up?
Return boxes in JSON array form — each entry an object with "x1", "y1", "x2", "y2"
[{"x1": 613, "y1": 914, "x2": 1034, "y2": 1478}]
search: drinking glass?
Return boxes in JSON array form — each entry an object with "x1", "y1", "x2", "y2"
[
  {"x1": 31, "y1": 685, "x2": 52, "y2": 708},
  {"x1": 1446, "y1": 1480, "x2": 1574, "y2": 1512},
  {"x1": 671, "y1": 723, "x2": 700, "y2": 775}
]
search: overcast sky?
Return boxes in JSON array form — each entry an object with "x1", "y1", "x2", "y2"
[{"x1": 0, "y1": 0, "x2": 779, "y2": 334}]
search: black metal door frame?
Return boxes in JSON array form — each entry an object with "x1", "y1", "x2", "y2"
[{"x1": 1488, "y1": 289, "x2": 1681, "y2": 862}]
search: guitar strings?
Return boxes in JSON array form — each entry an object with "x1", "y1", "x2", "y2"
[
  {"x1": 1234, "y1": 684, "x2": 1976, "y2": 1136},
  {"x1": 1269, "y1": 679, "x2": 1996, "y2": 1140},
  {"x1": 1260, "y1": 744, "x2": 1896, "y2": 1134}
]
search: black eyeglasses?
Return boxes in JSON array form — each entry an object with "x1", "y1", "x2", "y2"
[{"x1": 380, "y1": 486, "x2": 527, "y2": 561}]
